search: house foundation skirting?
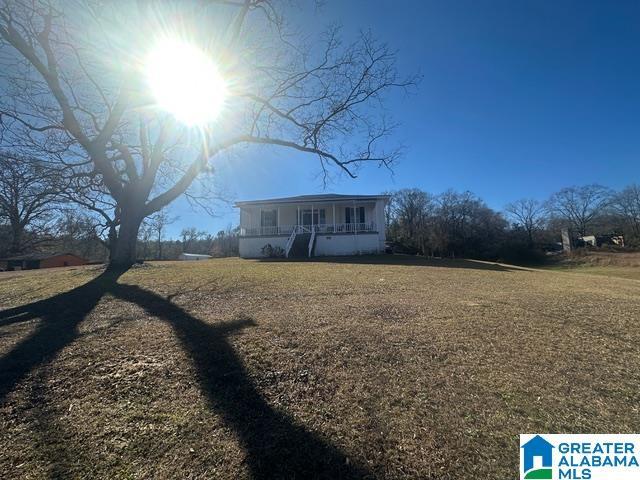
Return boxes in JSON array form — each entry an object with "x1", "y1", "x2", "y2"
[{"x1": 239, "y1": 232, "x2": 382, "y2": 258}]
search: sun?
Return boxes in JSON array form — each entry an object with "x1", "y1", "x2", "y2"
[{"x1": 145, "y1": 39, "x2": 227, "y2": 126}]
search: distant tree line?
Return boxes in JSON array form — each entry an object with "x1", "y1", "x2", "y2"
[
  {"x1": 0, "y1": 206, "x2": 239, "y2": 261},
  {"x1": 136, "y1": 224, "x2": 239, "y2": 260},
  {"x1": 386, "y1": 189, "x2": 506, "y2": 259},
  {"x1": 0, "y1": 151, "x2": 238, "y2": 261},
  {"x1": 386, "y1": 184, "x2": 640, "y2": 263}
]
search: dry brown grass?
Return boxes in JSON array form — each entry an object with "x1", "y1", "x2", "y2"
[
  {"x1": 546, "y1": 250, "x2": 640, "y2": 280},
  {"x1": 1, "y1": 256, "x2": 639, "y2": 479}
]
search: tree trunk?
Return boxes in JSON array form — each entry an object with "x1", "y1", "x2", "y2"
[
  {"x1": 578, "y1": 221, "x2": 587, "y2": 237},
  {"x1": 110, "y1": 209, "x2": 143, "y2": 269},
  {"x1": 9, "y1": 221, "x2": 24, "y2": 255}
]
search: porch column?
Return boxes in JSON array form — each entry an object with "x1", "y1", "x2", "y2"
[
  {"x1": 297, "y1": 206, "x2": 300, "y2": 228},
  {"x1": 333, "y1": 203, "x2": 336, "y2": 232},
  {"x1": 353, "y1": 201, "x2": 358, "y2": 254},
  {"x1": 311, "y1": 204, "x2": 314, "y2": 231},
  {"x1": 353, "y1": 201, "x2": 357, "y2": 236},
  {"x1": 277, "y1": 206, "x2": 280, "y2": 234}
]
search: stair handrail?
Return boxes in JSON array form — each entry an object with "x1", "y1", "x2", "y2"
[
  {"x1": 308, "y1": 226, "x2": 316, "y2": 258},
  {"x1": 285, "y1": 226, "x2": 298, "y2": 258}
]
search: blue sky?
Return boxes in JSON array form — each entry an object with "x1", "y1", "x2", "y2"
[{"x1": 167, "y1": 0, "x2": 640, "y2": 237}]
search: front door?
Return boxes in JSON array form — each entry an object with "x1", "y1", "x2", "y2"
[
  {"x1": 301, "y1": 209, "x2": 325, "y2": 227},
  {"x1": 345, "y1": 206, "x2": 365, "y2": 224}
]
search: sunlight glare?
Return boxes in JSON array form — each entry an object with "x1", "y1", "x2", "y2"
[{"x1": 145, "y1": 39, "x2": 227, "y2": 126}]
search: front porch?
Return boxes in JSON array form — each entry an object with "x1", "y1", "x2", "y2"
[{"x1": 238, "y1": 202, "x2": 380, "y2": 237}]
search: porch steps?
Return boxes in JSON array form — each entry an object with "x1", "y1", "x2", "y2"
[{"x1": 288, "y1": 233, "x2": 311, "y2": 258}]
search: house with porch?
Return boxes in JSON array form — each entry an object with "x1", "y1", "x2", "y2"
[{"x1": 236, "y1": 194, "x2": 389, "y2": 258}]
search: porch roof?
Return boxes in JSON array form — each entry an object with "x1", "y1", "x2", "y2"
[{"x1": 235, "y1": 193, "x2": 390, "y2": 207}]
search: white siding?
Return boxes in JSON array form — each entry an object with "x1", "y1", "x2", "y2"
[
  {"x1": 314, "y1": 233, "x2": 381, "y2": 256},
  {"x1": 279, "y1": 206, "x2": 297, "y2": 226},
  {"x1": 239, "y1": 236, "x2": 288, "y2": 258}
]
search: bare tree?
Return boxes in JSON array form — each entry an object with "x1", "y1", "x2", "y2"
[
  {"x1": 546, "y1": 185, "x2": 612, "y2": 236},
  {"x1": 387, "y1": 189, "x2": 434, "y2": 254},
  {"x1": 505, "y1": 198, "x2": 545, "y2": 247},
  {"x1": 0, "y1": 2, "x2": 415, "y2": 268},
  {"x1": 59, "y1": 173, "x2": 119, "y2": 259},
  {"x1": 146, "y1": 208, "x2": 177, "y2": 260},
  {"x1": 429, "y1": 190, "x2": 506, "y2": 259},
  {"x1": 211, "y1": 226, "x2": 239, "y2": 257},
  {"x1": 54, "y1": 208, "x2": 108, "y2": 260},
  {"x1": 612, "y1": 184, "x2": 640, "y2": 241},
  {"x1": 180, "y1": 227, "x2": 201, "y2": 253},
  {"x1": 0, "y1": 150, "x2": 62, "y2": 255}
]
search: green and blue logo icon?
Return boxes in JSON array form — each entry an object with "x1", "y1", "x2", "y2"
[{"x1": 521, "y1": 435, "x2": 554, "y2": 479}]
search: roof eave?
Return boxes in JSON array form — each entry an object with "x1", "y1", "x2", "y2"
[{"x1": 235, "y1": 195, "x2": 391, "y2": 207}]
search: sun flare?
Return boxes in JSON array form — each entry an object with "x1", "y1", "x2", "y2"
[{"x1": 145, "y1": 39, "x2": 227, "y2": 126}]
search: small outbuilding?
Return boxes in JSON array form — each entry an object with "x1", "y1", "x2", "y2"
[
  {"x1": 0, "y1": 252, "x2": 87, "y2": 271},
  {"x1": 178, "y1": 253, "x2": 212, "y2": 261}
]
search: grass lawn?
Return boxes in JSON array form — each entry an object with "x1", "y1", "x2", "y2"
[
  {"x1": 1, "y1": 256, "x2": 639, "y2": 479},
  {"x1": 544, "y1": 264, "x2": 640, "y2": 281},
  {"x1": 542, "y1": 250, "x2": 640, "y2": 281}
]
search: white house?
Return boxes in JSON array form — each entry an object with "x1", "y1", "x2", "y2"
[{"x1": 235, "y1": 194, "x2": 390, "y2": 258}]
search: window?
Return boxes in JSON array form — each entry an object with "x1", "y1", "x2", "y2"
[
  {"x1": 301, "y1": 209, "x2": 325, "y2": 225},
  {"x1": 345, "y1": 206, "x2": 365, "y2": 224},
  {"x1": 260, "y1": 209, "x2": 277, "y2": 227}
]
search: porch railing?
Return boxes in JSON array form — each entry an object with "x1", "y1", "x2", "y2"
[{"x1": 240, "y1": 222, "x2": 377, "y2": 237}]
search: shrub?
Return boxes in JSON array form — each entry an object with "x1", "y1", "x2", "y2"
[{"x1": 261, "y1": 244, "x2": 285, "y2": 258}]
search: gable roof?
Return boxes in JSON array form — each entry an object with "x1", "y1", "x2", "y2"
[
  {"x1": 521, "y1": 435, "x2": 555, "y2": 450},
  {"x1": 235, "y1": 193, "x2": 390, "y2": 207}
]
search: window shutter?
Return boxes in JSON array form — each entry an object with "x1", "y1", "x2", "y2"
[
  {"x1": 345, "y1": 207, "x2": 351, "y2": 224},
  {"x1": 358, "y1": 206, "x2": 365, "y2": 223}
]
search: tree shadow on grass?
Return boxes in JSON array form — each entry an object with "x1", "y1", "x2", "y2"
[
  {"x1": 0, "y1": 268, "x2": 124, "y2": 403},
  {"x1": 0, "y1": 271, "x2": 371, "y2": 479},
  {"x1": 110, "y1": 282, "x2": 370, "y2": 479},
  {"x1": 259, "y1": 253, "x2": 525, "y2": 272},
  {"x1": 26, "y1": 369, "x2": 78, "y2": 480}
]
